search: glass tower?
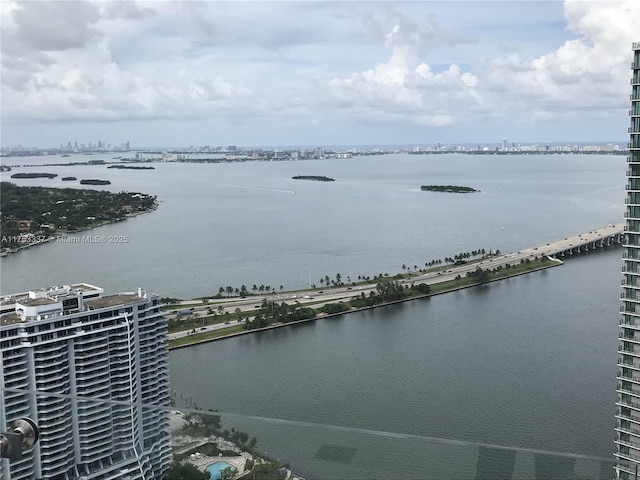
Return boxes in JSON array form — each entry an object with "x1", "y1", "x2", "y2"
[{"x1": 617, "y1": 41, "x2": 640, "y2": 480}]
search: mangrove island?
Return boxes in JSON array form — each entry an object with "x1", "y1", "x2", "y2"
[
  {"x1": 107, "y1": 165, "x2": 155, "y2": 170},
  {"x1": 80, "y1": 179, "x2": 111, "y2": 185},
  {"x1": 292, "y1": 175, "x2": 335, "y2": 182},
  {"x1": 11, "y1": 172, "x2": 58, "y2": 179},
  {"x1": 421, "y1": 185, "x2": 479, "y2": 193}
]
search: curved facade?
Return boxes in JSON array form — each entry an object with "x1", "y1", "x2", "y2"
[{"x1": 0, "y1": 284, "x2": 171, "y2": 480}]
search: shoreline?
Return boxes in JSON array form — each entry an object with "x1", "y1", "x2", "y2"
[
  {"x1": 167, "y1": 260, "x2": 562, "y2": 350},
  {"x1": 0, "y1": 210, "x2": 153, "y2": 257}
]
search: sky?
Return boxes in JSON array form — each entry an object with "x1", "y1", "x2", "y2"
[{"x1": 1, "y1": 0, "x2": 639, "y2": 148}]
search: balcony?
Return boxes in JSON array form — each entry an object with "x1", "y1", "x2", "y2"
[
  {"x1": 616, "y1": 435, "x2": 640, "y2": 449},
  {"x1": 619, "y1": 346, "x2": 640, "y2": 358},
  {"x1": 619, "y1": 383, "x2": 640, "y2": 397},
  {"x1": 620, "y1": 332, "x2": 640, "y2": 342},
  {"x1": 617, "y1": 408, "x2": 640, "y2": 423},
  {"x1": 618, "y1": 370, "x2": 640, "y2": 383}
]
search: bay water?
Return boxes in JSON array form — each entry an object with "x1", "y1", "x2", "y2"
[{"x1": 0, "y1": 153, "x2": 626, "y2": 478}]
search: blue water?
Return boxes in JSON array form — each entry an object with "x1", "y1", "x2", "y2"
[{"x1": 206, "y1": 461, "x2": 235, "y2": 479}]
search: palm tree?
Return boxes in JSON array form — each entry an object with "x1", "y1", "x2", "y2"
[{"x1": 252, "y1": 284, "x2": 258, "y2": 293}]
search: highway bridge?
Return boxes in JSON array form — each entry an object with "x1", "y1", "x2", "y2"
[{"x1": 167, "y1": 223, "x2": 624, "y2": 340}]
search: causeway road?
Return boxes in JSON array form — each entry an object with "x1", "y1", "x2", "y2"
[{"x1": 167, "y1": 223, "x2": 623, "y2": 341}]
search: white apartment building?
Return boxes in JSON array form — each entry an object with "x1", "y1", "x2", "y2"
[{"x1": 0, "y1": 284, "x2": 171, "y2": 480}]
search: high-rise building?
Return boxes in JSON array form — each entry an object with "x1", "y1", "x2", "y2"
[
  {"x1": 0, "y1": 284, "x2": 171, "y2": 480},
  {"x1": 616, "y1": 41, "x2": 640, "y2": 480}
]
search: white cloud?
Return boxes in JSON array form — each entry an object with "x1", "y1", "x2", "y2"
[
  {"x1": 326, "y1": 0, "x2": 639, "y2": 129},
  {"x1": 1, "y1": 0, "x2": 638, "y2": 145}
]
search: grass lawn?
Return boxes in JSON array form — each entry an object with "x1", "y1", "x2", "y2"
[{"x1": 168, "y1": 324, "x2": 246, "y2": 349}]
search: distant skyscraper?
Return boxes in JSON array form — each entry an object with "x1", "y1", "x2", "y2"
[
  {"x1": 0, "y1": 284, "x2": 171, "y2": 480},
  {"x1": 616, "y1": 41, "x2": 640, "y2": 480}
]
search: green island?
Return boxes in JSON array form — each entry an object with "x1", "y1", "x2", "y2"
[
  {"x1": 292, "y1": 175, "x2": 335, "y2": 182},
  {"x1": 166, "y1": 253, "x2": 560, "y2": 350},
  {"x1": 80, "y1": 179, "x2": 111, "y2": 185},
  {"x1": 0, "y1": 182, "x2": 157, "y2": 252},
  {"x1": 421, "y1": 185, "x2": 478, "y2": 193},
  {"x1": 61, "y1": 176, "x2": 77, "y2": 181},
  {"x1": 11, "y1": 172, "x2": 58, "y2": 179},
  {"x1": 107, "y1": 165, "x2": 155, "y2": 170}
]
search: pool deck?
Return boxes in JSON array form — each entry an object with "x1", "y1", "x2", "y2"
[{"x1": 191, "y1": 452, "x2": 250, "y2": 475}]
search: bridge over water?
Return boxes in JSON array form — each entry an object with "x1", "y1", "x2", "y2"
[{"x1": 519, "y1": 223, "x2": 623, "y2": 259}]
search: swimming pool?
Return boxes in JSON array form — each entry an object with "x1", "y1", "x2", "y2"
[{"x1": 205, "y1": 461, "x2": 236, "y2": 480}]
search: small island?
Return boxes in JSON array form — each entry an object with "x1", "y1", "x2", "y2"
[
  {"x1": 61, "y1": 177, "x2": 77, "y2": 181},
  {"x1": 107, "y1": 165, "x2": 155, "y2": 170},
  {"x1": 11, "y1": 173, "x2": 58, "y2": 179},
  {"x1": 421, "y1": 185, "x2": 479, "y2": 193},
  {"x1": 80, "y1": 179, "x2": 111, "y2": 185},
  {"x1": 292, "y1": 175, "x2": 335, "y2": 182}
]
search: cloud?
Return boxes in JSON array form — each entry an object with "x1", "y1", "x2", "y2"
[
  {"x1": 326, "y1": 0, "x2": 638, "y2": 128},
  {"x1": 327, "y1": 16, "x2": 481, "y2": 127},
  {"x1": 9, "y1": 1, "x2": 101, "y2": 52},
  {"x1": 1, "y1": 0, "x2": 638, "y2": 145}
]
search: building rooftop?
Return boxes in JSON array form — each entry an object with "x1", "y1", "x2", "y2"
[
  {"x1": 85, "y1": 294, "x2": 142, "y2": 309},
  {"x1": 0, "y1": 285, "x2": 151, "y2": 326},
  {"x1": 0, "y1": 283, "x2": 103, "y2": 307},
  {"x1": 18, "y1": 297, "x2": 59, "y2": 307},
  {"x1": 1, "y1": 313, "x2": 23, "y2": 326}
]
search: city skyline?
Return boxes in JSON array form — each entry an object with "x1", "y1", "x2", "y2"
[{"x1": 1, "y1": 0, "x2": 638, "y2": 148}]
